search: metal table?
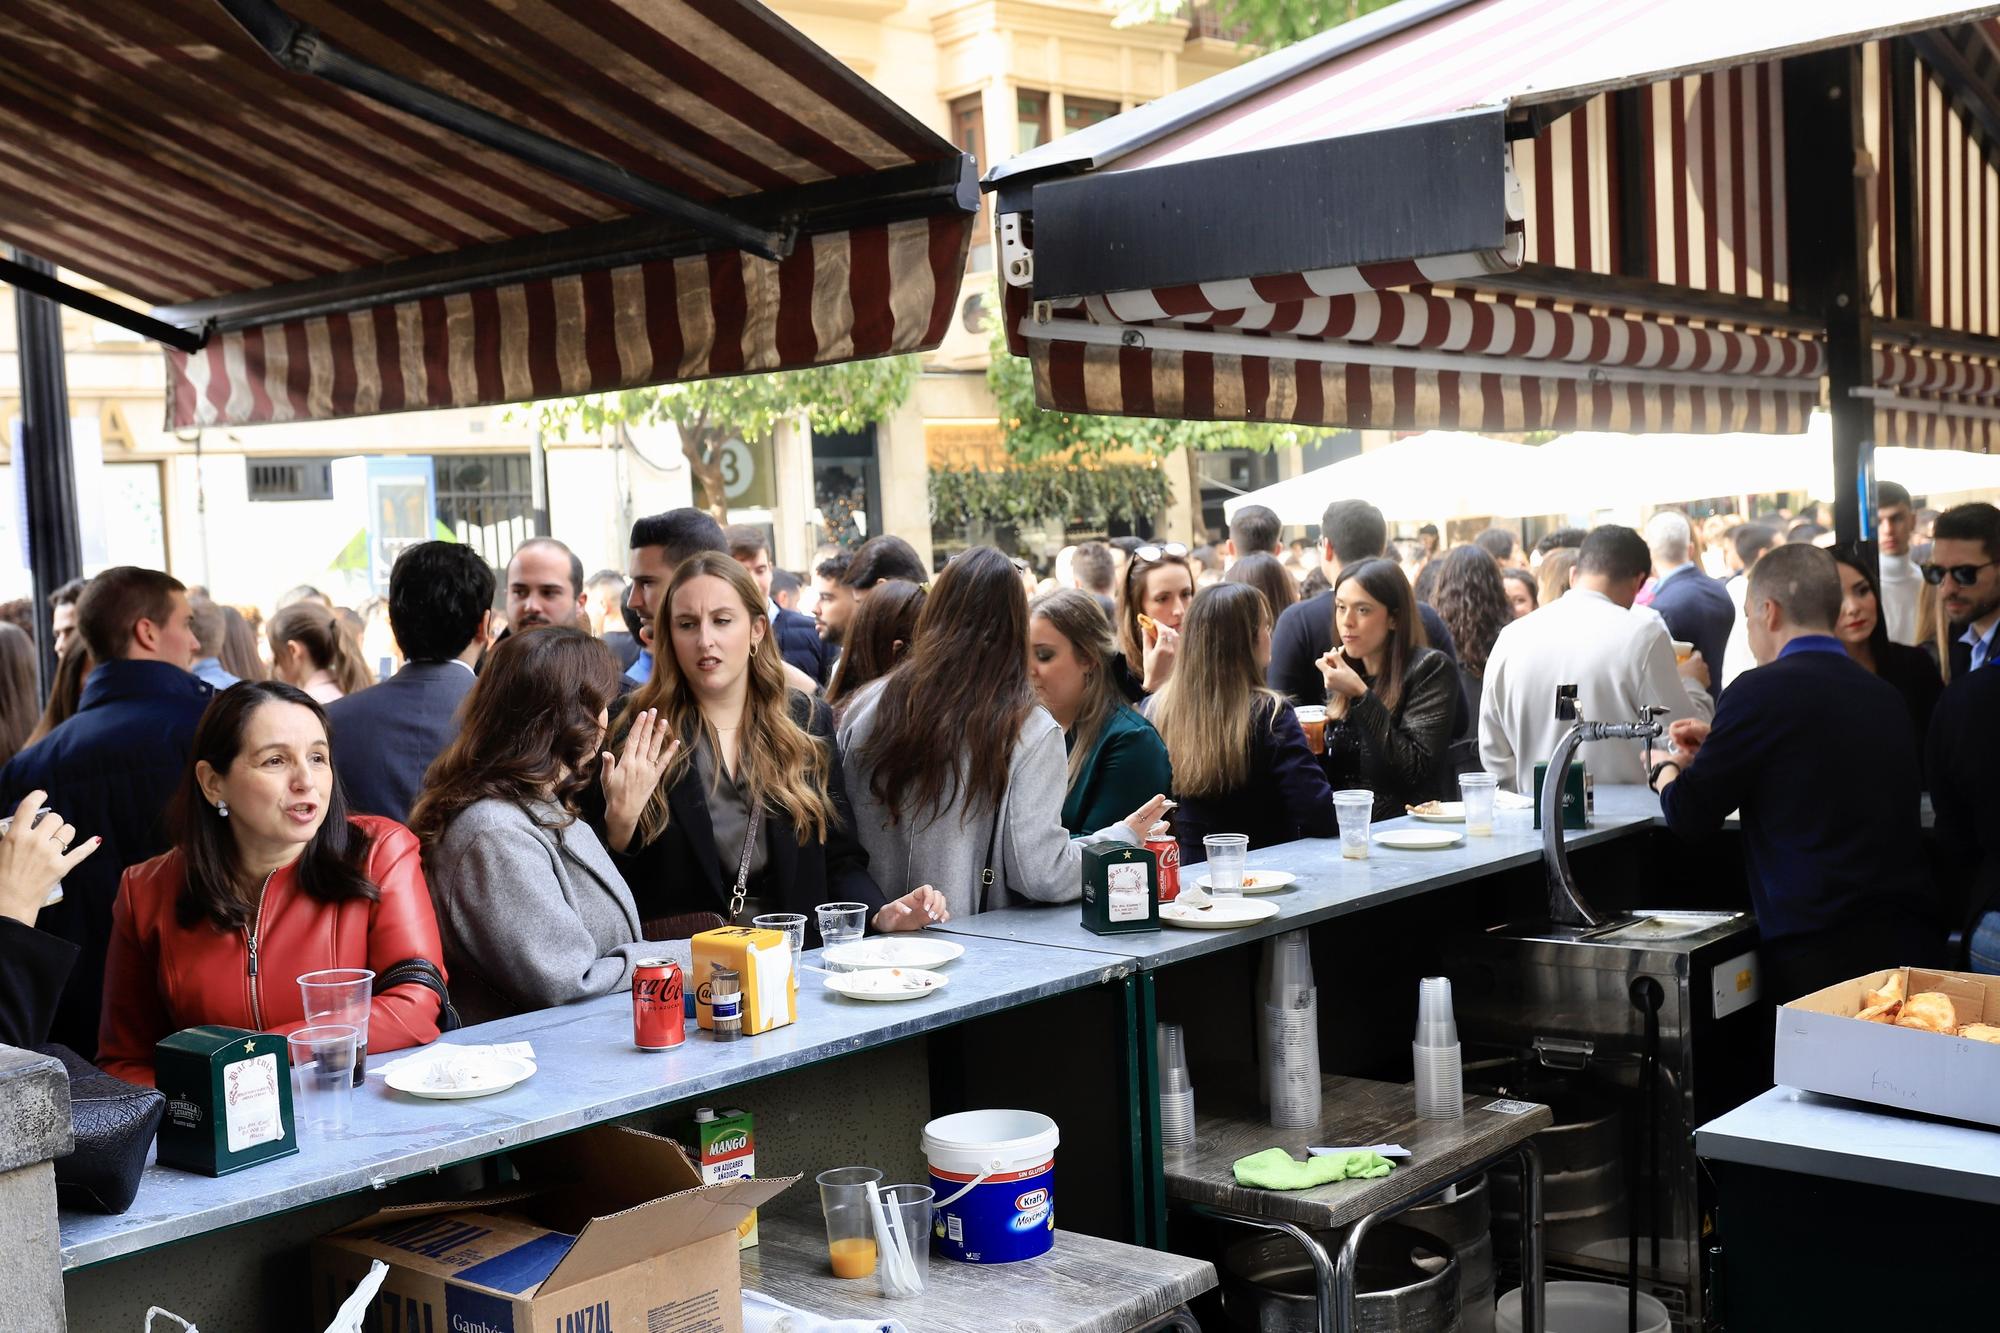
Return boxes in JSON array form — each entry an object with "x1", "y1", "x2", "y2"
[{"x1": 1165, "y1": 1075, "x2": 1549, "y2": 1333}]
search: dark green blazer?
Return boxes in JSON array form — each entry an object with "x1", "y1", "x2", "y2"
[{"x1": 1061, "y1": 703, "x2": 1174, "y2": 835}]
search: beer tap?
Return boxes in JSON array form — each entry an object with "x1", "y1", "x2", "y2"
[{"x1": 1543, "y1": 687, "x2": 1668, "y2": 927}]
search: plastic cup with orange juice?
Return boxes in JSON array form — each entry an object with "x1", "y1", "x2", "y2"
[{"x1": 817, "y1": 1166, "x2": 884, "y2": 1278}]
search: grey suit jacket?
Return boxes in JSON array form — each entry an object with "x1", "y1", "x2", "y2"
[
  {"x1": 325, "y1": 661, "x2": 476, "y2": 824},
  {"x1": 427, "y1": 796, "x2": 690, "y2": 1025}
]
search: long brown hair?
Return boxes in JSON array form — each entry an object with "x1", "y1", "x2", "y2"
[
  {"x1": 826, "y1": 579, "x2": 926, "y2": 707},
  {"x1": 170, "y1": 681, "x2": 377, "y2": 930},
  {"x1": 219, "y1": 605, "x2": 268, "y2": 681},
  {"x1": 1115, "y1": 547, "x2": 1193, "y2": 677},
  {"x1": 1334, "y1": 558, "x2": 1424, "y2": 712},
  {"x1": 26, "y1": 645, "x2": 91, "y2": 749},
  {"x1": 1430, "y1": 546, "x2": 1511, "y2": 679},
  {"x1": 618, "y1": 553, "x2": 836, "y2": 846},
  {"x1": 0, "y1": 623, "x2": 37, "y2": 769},
  {"x1": 1222, "y1": 552, "x2": 1298, "y2": 621},
  {"x1": 268, "y1": 602, "x2": 372, "y2": 696},
  {"x1": 408, "y1": 627, "x2": 620, "y2": 854},
  {"x1": 1029, "y1": 588, "x2": 1124, "y2": 794},
  {"x1": 857, "y1": 546, "x2": 1033, "y2": 826},
  {"x1": 1151, "y1": 583, "x2": 1279, "y2": 798}
]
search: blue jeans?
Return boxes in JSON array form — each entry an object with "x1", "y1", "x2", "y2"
[{"x1": 1971, "y1": 912, "x2": 2000, "y2": 975}]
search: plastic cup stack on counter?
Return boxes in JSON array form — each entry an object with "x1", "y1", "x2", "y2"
[{"x1": 1413, "y1": 975, "x2": 1464, "y2": 1120}]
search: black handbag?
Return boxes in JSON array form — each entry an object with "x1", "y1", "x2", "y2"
[
  {"x1": 38, "y1": 1043, "x2": 164, "y2": 1215},
  {"x1": 375, "y1": 957, "x2": 463, "y2": 1032}
]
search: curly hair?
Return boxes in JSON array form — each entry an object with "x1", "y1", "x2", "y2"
[{"x1": 1429, "y1": 545, "x2": 1512, "y2": 678}]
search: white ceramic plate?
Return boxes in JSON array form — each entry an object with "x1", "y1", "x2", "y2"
[
  {"x1": 385, "y1": 1052, "x2": 536, "y2": 1100},
  {"x1": 823, "y1": 967, "x2": 950, "y2": 1001},
  {"x1": 821, "y1": 937, "x2": 965, "y2": 971},
  {"x1": 1373, "y1": 829, "x2": 1465, "y2": 851},
  {"x1": 1405, "y1": 802, "x2": 1466, "y2": 823},
  {"x1": 1194, "y1": 870, "x2": 1297, "y2": 895},
  {"x1": 1161, "y1": 898, "x2": 1282, "y2": 929}
]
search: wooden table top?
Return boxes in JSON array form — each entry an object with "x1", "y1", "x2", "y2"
[
  {"x1": 741, "y1": 1213, "x2": 1218, "y2": 1333},
  {"x1": 1163, "y1": 1074, "x2": 1552, "y2": 1230}
]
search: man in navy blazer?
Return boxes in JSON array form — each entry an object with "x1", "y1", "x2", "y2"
[
  {"x1": 328, "y1": 542, "x2": 496, "y2": 824},
  {"x1": 727, "y1": 524, "x2": 836, "y2": 687},
  {"x1": 1644, "y1": 510, "x2": 1734, "y2": 692}
]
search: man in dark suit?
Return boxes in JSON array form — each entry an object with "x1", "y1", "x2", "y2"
[
  {"x1": 1644, "y1": 510, "x2": 1732, "y2": 691},
  {"x1": 327, "y1": 542, "x2": 495, "y2": 824},
  {"x1": 1657, "y1": 545, "x2": 1941, "y2": 999},
  {"x1": 726, "y1": 524, "x2": 834, "y2": 687},
  {"x1": 1928, "y1": 502, "x2": 2000, "y2": 678}
]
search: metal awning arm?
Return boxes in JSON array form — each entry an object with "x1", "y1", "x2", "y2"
[
  {"x1": 0, "y1": 256, "x2": 208, "y2": 352},
  {"x1": 215, "y1": 0, "x2": 793, "y2": 263}
]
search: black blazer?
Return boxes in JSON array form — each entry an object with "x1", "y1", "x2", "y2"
[
  {"x1": 588, "y1": 693, "x2": 886, "y2": 945},
  {"x1": 325, "y1": 661, "x2": 477, "y2": 824},
  {"x1": 1927, "y1": 664, "x2": 2000, "y2": 949}
]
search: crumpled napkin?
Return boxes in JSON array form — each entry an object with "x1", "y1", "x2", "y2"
[
  {"x1": 743, "y1": 1289, "x2": 909, "y2": 1333},
  {"x1": 1232, "y1": 1147, "x2": 1395, "y2": 1190}
]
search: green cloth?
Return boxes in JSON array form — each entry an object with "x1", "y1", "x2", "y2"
[
  {"x1": 1062, "y1": 703, "x2": 1174, "y2": 834},
  {"x1": 1231, "y1": 1148, "x2": 1395, "y2": 1190}
]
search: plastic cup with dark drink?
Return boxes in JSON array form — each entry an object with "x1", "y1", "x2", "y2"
[{"x1": 298, "y1": 968, "x2": 373, "y2": 1086}]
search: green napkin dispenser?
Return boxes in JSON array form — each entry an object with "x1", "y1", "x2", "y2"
[
  {"x1": 156, "y1": 1025, "x2": 297, "y2": 1176},
  {"x1": 1532, "y1": 760, "x2": 1593, "y2": 830},
  {"x1": 1082, "y1": 843, "x2": 1159, "y2": 935}
]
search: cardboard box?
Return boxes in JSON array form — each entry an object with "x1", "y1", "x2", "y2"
[
  {"x1": 312, "y1": 1125, "x2": 794, "y2": 1333},
  {"x1": 1775, "y1": 967, "x2": 2000, "y2": 1127}
]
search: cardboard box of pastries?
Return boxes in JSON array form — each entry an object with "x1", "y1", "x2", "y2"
[{"x1": 1775, "y1": 967, "x2": 2000, "y2": 1127}]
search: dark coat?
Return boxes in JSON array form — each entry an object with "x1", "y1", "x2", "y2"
[
  {"x1": 1648, "y1": 565, "x2": 1736, "y2": 690},
  {"x1": 1061, "y1": 703, "x2": 1173, "y2": 835},
  {"x1": 0, "y1": 917, "x2": 77, "y2": 1049},
  {"x1": 1320, "y1": 647, "x2": 1460, "y2": 819},
  {"x1": 325, "y1": 660, "x2": 477, "y2": 823},
  {"x1": 774, "y1": 606, "x2": 836, "y2": 687},
  {"x1": 0, "y1": 659, "x2": 212, "y2": 1057},
  {"x1": 1269, "y1": 589, "x2": 1467, "y2": 742},
  {"x1": 587, "y1": 694, "x2": 885, "y2": 946},
  {"x1": 1171, "y1": 696, "x2": 1339, "y2": 863},
  {"x1": 1928, "y1": 663, "x2": 2000, "y2": 953}
]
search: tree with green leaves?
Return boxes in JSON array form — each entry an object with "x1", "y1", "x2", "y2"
[
  {"x1": 1112, "y1": 0, "x2": 1399, "y2": 53},
  {"x1": 525, "y1": 357, "x2": 919, "y2": 519}
]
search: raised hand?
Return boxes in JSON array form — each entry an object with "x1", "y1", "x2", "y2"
[{"x1": 600, "y1": 710, "x2": 678, "y2": 852}]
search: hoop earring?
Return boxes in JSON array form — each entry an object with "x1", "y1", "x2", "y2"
[
  {"x1": 750, "y1": 643, "x2": 759, "y2": 660},
  {"x1": 216, "y1": 800, "x2": 229, "y2": 818}
]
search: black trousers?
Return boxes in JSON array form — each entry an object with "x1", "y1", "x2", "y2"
[{"x1": 1761, "y1": 914, "x2": 1947, "y2": 1002}]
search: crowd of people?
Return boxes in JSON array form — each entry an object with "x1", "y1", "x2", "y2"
[{"x1": 1, "y1": 482, "x2": 1998, "y2": 1080}]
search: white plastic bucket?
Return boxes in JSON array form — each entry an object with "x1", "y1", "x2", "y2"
[
  {"x1": 1496, "y1": 1281, "x2": 1670, "y2": 1333},
  {"x1": 921, "y1": 1109, "x2": 1059, "y2": 1264}
]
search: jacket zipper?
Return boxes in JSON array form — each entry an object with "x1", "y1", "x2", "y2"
[{"x1": 243, "y1": 869, "x2": 277, "y2": 1030}]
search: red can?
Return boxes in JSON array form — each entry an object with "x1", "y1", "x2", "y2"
[
  {"x1": 633, "y1": 959, "x2": 684, "y2": 1050},
  {"x1": 1146, "y1": 824, "x2": 1182, "y2": 903}
]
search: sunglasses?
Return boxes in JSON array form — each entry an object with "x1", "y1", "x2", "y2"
[
  {"x1": 1921, "y1": 559, "x2": 1999, "y2": 587},
  {"x1": 1131, "y1": 542, "x2": 1189, "y2": 565}
]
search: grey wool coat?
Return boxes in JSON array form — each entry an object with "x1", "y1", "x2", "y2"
[
  {"x1": 427, "y1": 796, "x2": 691, "y2": 1025},
  {"x1": 837, "y1": 685, "x2": 1139, "y2": 920}
]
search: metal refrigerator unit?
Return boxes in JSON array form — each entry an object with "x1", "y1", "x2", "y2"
[{"x1": 1445, "y1": 910, "x2": 1765, "y2": 1332}]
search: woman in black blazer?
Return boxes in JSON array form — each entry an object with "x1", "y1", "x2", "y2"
[
  {"x1": 589, "y1": 553, "x2": 943, "y2": 945},
  {"x1": 1828, "y1": 544, "x2": 1943, "y2": 748}
]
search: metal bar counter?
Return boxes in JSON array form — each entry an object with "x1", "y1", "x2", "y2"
[
  {"x1": 1697, "y1": 1086, "x2": 2000, "y2": 1205},
  {"x1": 59, "y1": 934, "x2": 1131, "y2": 1271}
]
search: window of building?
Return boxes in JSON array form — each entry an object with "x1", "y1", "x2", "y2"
[
  {"x1": 951, "y1": 92, "x2": 993, "y2": 273},
  {"x1": 435, "y1": 452, "x2": 537, "y2": 568},
  {"x1": 247, "y1": 457, "x2": 335, "y2": 502},
  {"x1": 1016, "y1": 90, "x2": 1050, "y2": 154},
  {"x1": 1063, "y1": 97, "x2": 1119, "y2": 134}
]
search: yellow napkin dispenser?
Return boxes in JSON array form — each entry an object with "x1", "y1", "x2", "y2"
[{"x1": 691, "y1": 926, "x2": 797, "y2": 1035}]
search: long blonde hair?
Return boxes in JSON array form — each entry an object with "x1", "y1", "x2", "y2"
[
  {"x1": 620, "y1": 553, "x2": 836, "y2": 846},
  {"x1": 1150, "y1": 583, "x2": 1280, "y2": 798},
  {"x1": 1029, "y1": 589, "x2": 1123, "y2": 794}
]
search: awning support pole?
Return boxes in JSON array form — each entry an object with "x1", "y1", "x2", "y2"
[
  {"x1": 9, "y1": 251, "x2": 84, "y2": 701},
  {"x1": 215, "y1": 0, "x2": 792, "y2": 263},
  {"x1": 0, "y1": 257, "x2": 208, "y2": 354},
  {"x1": 1783, "y1": 48, "x2": 1875, "y2": 553}
]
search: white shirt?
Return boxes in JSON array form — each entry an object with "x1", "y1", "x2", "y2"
[
  {"x1": 1720, "y1": 575, "x2": 1756, "y2": 693},
  {"x1": 1479, "y1": 588, "x2": 1714, "y2": 793},
  {"x1": 1877, "y1": 553, "x2": 1922, "y2": 646}
]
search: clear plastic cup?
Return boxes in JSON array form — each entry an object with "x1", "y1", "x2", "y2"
[
  {"x1": 752, "y1": 913, "x2": 806, "y2": 983},
  {"x1": 287, "y1": 1024, "x2": 358, "y2": 1138},
  {"x1": 876, "y1": 1183, "x2": 934, "y2": 1298},
  {"x1": 1202, "y1": 834, "x2": 1249, "y2": 896},
  {"x1": 298, "y1": 968, "x2": 373, "y2": 1087},
  {"x1": 1333, "y1": 790, "x2": 1374, "y2": 859},
  {"x1": 815, "y1": 902, "x2": 868, "y2": 950},
  {"x1": 1459, "y1": 772, "x2": 1498, "y2": 837},
  {"x1": 817, "y1": 1166, "x2": 884, "y2": 1279},
  {"x1": 1416, "y1": 975, "x2": 1459, "y2": 1046}
]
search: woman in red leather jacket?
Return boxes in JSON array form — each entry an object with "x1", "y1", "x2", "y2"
[{"x1": 99, "y1": 680, "x2": 446, "y2": 1085}]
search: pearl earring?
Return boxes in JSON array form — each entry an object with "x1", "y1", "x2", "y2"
[{"x1": 216, "y1": 800, "x2": 229, "y2": 818}]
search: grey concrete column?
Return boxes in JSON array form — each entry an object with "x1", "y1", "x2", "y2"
[{"x1": 0, "y1": 1045, "x2": 72, "y2": 1332}]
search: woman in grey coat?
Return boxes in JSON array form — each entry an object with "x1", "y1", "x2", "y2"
[
  {"x1": 839, "y1": 548, "x2": 1167, "y2": 919},
  {"x1": 410, "y1": 627, "x2": 679, "y2": 1024}
]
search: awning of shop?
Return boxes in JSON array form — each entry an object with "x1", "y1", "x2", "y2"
[
  {"x1": 0, "y1": 0, "x2": 977, "y2": 428},
  {"x1": 988, "y1": 0, "x2": 2000, "y2": 437}
]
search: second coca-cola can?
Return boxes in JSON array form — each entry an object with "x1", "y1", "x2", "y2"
[
  {"x1": 633, "y1": 959, "x2": 684, "y2": 1050},
  {"x1": 1146, "y1": 825, "x2": 1181, "y2": 903}
]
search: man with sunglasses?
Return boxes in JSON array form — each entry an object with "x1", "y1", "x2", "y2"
[{"x1": 1925, "y1": 503, "x2": 2000, "y2": 676}]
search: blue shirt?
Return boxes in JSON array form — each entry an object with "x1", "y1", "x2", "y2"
[
  {"x1": 1959, "y1": 617, "x2": 2000, "y2": 672},
  {"x1": 190, "y1": 657, "x2": 240, "y2": 690},
  {"x1": 625, "y1": 648, "x2": 652, "y2": 685}
]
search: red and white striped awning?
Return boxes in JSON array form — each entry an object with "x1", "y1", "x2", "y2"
[
  {"x1": 0, "y1": 0, "x2": 974, "y2": 428},
  {"x1": 1871, "y1": 343, "x2": 2000, "y2": 450}
]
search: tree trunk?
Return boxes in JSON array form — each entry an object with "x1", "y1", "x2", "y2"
[{"x1": 679, "y1": 423, "x2": 730, "y2": 522}]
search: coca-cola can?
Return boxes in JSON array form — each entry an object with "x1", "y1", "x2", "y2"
[
  {"x1": 1146, "y1": 827, "x2": 1182, "y2": 903},
  {"x1": 633, "y1": 959, "x2": 684, "y2": 1050}
]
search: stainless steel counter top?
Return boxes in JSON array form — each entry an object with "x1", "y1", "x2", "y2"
[{"x1": 1696, "y1": 1086, "x2": 2000, "y2": 1205}]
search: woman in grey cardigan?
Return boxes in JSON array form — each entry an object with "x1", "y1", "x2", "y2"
[
  {"x1": 839, "y1": 548, "x2": 1167, "y2": 918},
  {"x1": 410, "y1": 627, "x2": 679, "y2": 1024}
]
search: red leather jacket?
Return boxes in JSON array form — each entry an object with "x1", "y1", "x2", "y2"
[{"x1": 99, "y1": 816, "x2": 445, "y2": 1086}]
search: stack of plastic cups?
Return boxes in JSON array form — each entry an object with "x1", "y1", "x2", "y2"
[
  {"x1": 1263, "y1": 931, "x2": 1322, "y2": 1130},
  {"x1": 1413, "y1": 975, "x2": 1464, "y2": 1120},
  {"x1": 1157, "y1": 1023, "x2": 1196, "y2": 1152}
]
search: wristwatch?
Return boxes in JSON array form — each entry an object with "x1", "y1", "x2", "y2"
[{"x1": 1647, "y1": 759, "x2": 1682, "y2": 792}]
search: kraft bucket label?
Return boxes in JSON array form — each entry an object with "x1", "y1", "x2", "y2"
[{"x1": 928, "y1": 1160, "x2": 1055, "y2": 1264}]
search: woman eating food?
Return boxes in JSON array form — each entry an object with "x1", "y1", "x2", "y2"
[{"x1": 1114, "y1": 543, "x2": 1195, "y2": 701}]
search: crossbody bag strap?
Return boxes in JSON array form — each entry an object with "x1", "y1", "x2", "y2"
[
  {"x1": 726, "y1": 809, "x2": 763, "y2": 924},
  {"x1": 980, "y1": 779, "x2": 1009, "y2": 914}
]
